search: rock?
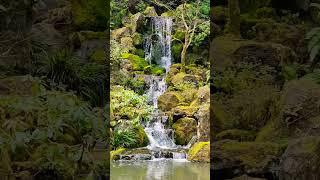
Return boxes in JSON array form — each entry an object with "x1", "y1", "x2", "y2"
[
  {"x1": 130, "y1": 12, "x2": 145, "y2": 33},
  {"x1": 281, "y1": 79, "x2": 320, "y2": 128},
  {"x1": 229, "y1": 174, "x2": 266, "y2": 180},
  {"x1": 213, "y1": 140, "x2": 283, "y2": 176},
  {"x1": 158, "y1": 92, "x2": 182, "y2": 111},
  {"x1": 280, "y1": 136, "x2": 320, "y2": 179},
  {"x1": 171, "y1": 72, "x2": 201, "y2": 87},
  {"x1": 120, "y1": 37, "x2": 134, "y2": 51},
  {"x1": 172, "y1": 105, "x2": 199, "y2": 120},
  {"x1": 111, "y1": 27, "x2": 131, "y2": 41},
  {"x1": 143, "y1": 6, "x2": 158, "y2": 17},
  {"x1": 188, "y1": 142, "x2": 210, "y2": 163},
  {"x1": 197, "y1": 86, "x2": 210, "y2": 103},
  {"x1": 31, "y1": 23, "x2": 65, "y2": 52},
  {"x1": 172, "y1": 117, "x2": 197, "y2": 145},
  {"x1": 0, "y1": 75, "x2": 41, "y2": 96},
  {"x1": 195, "y1": 104, "x2": 210, "y2": 142},
  {"x1": 117, "y1": 148, "x2": 152, "y2": 161},
  {"x1": 211, "y1": 36, "x2": 297, "y2": 71},
  {"x1": 110, "y1": 148, "x2": 126, "y2": 160},
  {"x1": 216, "y1": 129, "x2": 256, "y2": 142},
  {"x1": 120, "y1": 53, "x2": 148, "y2": 71}
]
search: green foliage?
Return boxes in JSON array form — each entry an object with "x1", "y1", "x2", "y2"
[
  {"x1": 0, "y1": 86, "x2": 108, "y2": 178},
  {"x1": 306, "y1": 26, "x2": 320, "y2": 68},
  {"x1": 112, "y1": 129, "x2": 138, "y2": 148},
  {"x1": 193, "y1": 21, "x2": 210, "y2": 46},
  {"x1": 90, "y1": 49, "x2": 106, "y2": 63},
  {"x1": 71, "y1": 0, "x2": 109, "y2": 30},
  {"x1": 144, "y1": 65, "x2": 166, "y2": 76},
  {"x1": 110, "y1": 86, "x2": 153, "y2": 121},
  {"x1": 110, "y1": 0, "x2": 129, "y2": 29},
  {"x1": 121, "y1": 53, "x2": 149, "y2": 71}
]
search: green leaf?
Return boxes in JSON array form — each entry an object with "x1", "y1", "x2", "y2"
[
  {"x1": 306, "y1": 27, "x2": 320, "y2": 40},
  {"x1": 308, "y1": 34, "x2": 320, "y2": 52},
  {"x1": 310, "y1": 44, "x2": 320, "y2": 62}
]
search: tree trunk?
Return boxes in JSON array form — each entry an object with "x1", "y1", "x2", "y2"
[
  {"x1": 181, "y1": 32, "x2": 190, "y2": 72},
  {"x1": 227, "y1": 0, "x2": 241, "y2": 38}
]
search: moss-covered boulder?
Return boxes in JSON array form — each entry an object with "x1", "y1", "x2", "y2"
[
  {"x1": 114, "y1": 148, "x2": 152, "y2": 161},
  {"x1": 172, "y1": 117, "x2": 197, "y2": 145},
  {"x1": 158, "y1": 91, "x2": 183, "y2": 111},
  {"x1": 216, "y1": 129, "x2": 256, "y2": 142},
  {"x1": 197, "y1": 86, "x2": 210, "y2": 103},
  {"x1": 111, "y1": 27, "x2": 131, "y2": 40},
  {"x1": 143, "y1": 6, "x2": 158, "y2": 16},
  {"x1": 144, "y1": 65, "x2": 166, "y2": 76},
  {"x1": 172, "y1": 105, "x2": 199, "y2": 120},
  {"x1": 121, "y1": 53, "x2": 149, "y2": 71},
  {"x1": 213, "y1": 140, "x2": 283, "y2": 175},
  {"x1": 188, "y1": 142, "x2": 210, "y2": 163},
  {"x1": 280, "y1": 136, "x2": 320, "y2": 179},
  {"x1": 70, "y1": 0, "x2": 108, "y2": 30},
  {"x1": 171, "y1": 72, "x2": 201, "y2": 87},
  {"x1": 130, "y1": 12, "x2": 145, "y2": 33},
  {"x1": 195, "y1": 104, "x2": 210, "y2": 142},
  {"x1": 110, "y1": 148, "x2": 126, "y2": 161},
  {"x1": 120, "y1": 37, "x2": 134, "y2": 51}
]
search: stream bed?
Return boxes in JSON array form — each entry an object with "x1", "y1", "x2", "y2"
[{"x1": 111, "y1": 160, "x2": 210, "y2": 180}]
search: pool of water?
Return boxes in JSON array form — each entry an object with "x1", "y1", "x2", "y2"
[{"x1": 111, "y1": 159, "x2": 210, "y2": 180}]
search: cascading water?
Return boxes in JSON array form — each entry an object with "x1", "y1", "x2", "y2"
[{"x1": 143, "y1": 17, "x2": 179, "y2": 152}]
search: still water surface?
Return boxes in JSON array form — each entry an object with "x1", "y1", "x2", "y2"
[{"x1": 111, "y1": 159, "x2": 210, "y2": 180}]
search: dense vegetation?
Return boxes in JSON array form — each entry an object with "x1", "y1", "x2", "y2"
[
  {"x1": 0, "y1": 0, "x2": 109, "y2": 179},
  {"x1": 212, "y1": 0, "x2": 320, "y2": 179}
]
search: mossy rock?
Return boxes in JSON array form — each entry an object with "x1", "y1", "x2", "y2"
[
  {"x1": 195, "y1": 103, "x2": 210, "y2": 142},
  {"x1": 255, "y1": 121, "x2": 288, "y2": 145},
  {"x1": 134, "y1": 125, "x2": 149, "y2": 147},
  {"x1": 120, "y1": 37, "x2": 134, "y2": 51},
  {"x1": 216, "y1": 129, "x2": 256, "y2": 142},
  {"x1": 111, "y1": 27, "x2": 131, "y2": 40},
  {"x1": 90, "y1": 49, "x2": 106, "y2": 63},
  {"x1": 188, "y1": 142, "x2": 210, "y2": 163},
  {"x1": 158, "y1": 91, "x2": 183, "y2": 111},
  {"x1": 172, "y1": 105, "x2": 199, "y2": 119},
  {"x1": 172, "y1": 117, "x2": 197, "y2": 145},
  {"x1": 213, "y1": 140, "x2": 283, "y2": 173},
  {"x1": 143, "y1": 6, "x2": 158, "y2": 16},
  {"x1": 110, "y1": 148, "x2": 126, "y2": 161},
  {"x1": 71, "y1": 0, "x2": 108, "y2": 30},
  {"x1": 161, "y1": 11, "x2": 174, "y2": 17},
  {"x1": 121, "y1": 53, "x2": 148, "y2": 71},
  {"x1": 144, "y1": 65, "x2": 166, "y2": 76},
  {"x1": 212, "y1": 103, "x2": 234, "y2": 134},
  {"x1": 171, "y1": 72, "x2": 200, "y2": 87},
  {"x1": 280, "y1": 136, "x2": 320, "y2": 179},
  {"x1": 197, "y1": 86, "x2": 210, "y2": 103}
]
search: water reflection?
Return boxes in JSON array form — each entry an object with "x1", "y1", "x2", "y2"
[{"x1": 111, "y1": 160, "x2": 210, "y2": 180}]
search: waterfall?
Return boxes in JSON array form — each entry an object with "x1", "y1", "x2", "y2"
[{"x1": 144, "y1": 17, "x2": 177, "y2": 151}]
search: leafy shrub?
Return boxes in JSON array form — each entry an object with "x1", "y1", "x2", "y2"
[
  {"x1": 111, "y1": 129, "x2": 138, "y2": 148},
  {"x1": 110, "y1": 86, "x2": 153, "y2": 121}
]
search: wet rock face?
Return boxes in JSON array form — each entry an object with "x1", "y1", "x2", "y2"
[
  {"x1": 195, "y1": 104, "x2": 210, "y2": 142},
  {"x1": 280, "y1": 136, "x2": 320, "y2": 180}
]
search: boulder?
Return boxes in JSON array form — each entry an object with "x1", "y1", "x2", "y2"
[
  {"x1": 197, "y1": 86, "x2": 210, "y2": 103},
  {"x1": 172, "y1": 117, "x2": 197, "y2": 145},
  {"x1": 188, "y1": 142, "x2": 210, "y2": 163},
  {"x1": 120, "y1": 37, "x2": 134, "y2": 51},
  {"x1": 172, "y1": 105, "x2": 199, "y2": 120},
  {"x1": 211, "y1": 36, "x2": 297, "y2": 71},
  {"x1": 281, "y1": 79, "x2": 320, "y2": 128},
  {"x1": 280, "y1": 136, "x2": 320, "y2": 179},
  {"x1": 216, "y1": 129, "x2": 256, "y2": 142},
  {"x1": 143, "y1": 6, "x2": 158, "y2": 17},
  {"x1": 212, "y1": 140, "x2": 283, "y2": 176},
  {"x1": 158, "y1": 92, "x2": 182, "y2": 111},
  {"x1": 171, "y1": 72, "x2": 201, "y2": 87},
  {"x1": 130, "y1": 12, "x2": 145, "y2": 33},
  {"x1": 111, "y1": 27, "x2": 131, "y2": 41},
  {"x1": 195, "y1": 104, "x2": 210, "y2": 142}
]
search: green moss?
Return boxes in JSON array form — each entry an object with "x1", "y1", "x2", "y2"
[
  {"x1": 121, "y1": 53, "x2": 149, "y2": 71},
  {"x1": 143, "y1": 65, "x2": 165, "y2": 76},
  {"x1": 90, "y1": 49, "x2": 106, "y2": 63},
  {"x1": 161, "y1": 11, "x2": 174, "y2": 17},
  {"x1": 216, "y1": 129, "x2": 256, "y2": 141},
  {"x1": 110, "y1": 148, "x2": 126, "y2": 160},
  {"x1": 133, "y1": 49, "x2": 145, "y2": 57},
  {"x1": 71, "y1": 0, "x2": 108, "y2": 30},
  {"x1": 132, "y1": 33, "x2": 143, "y2": 46},
  {"x1": 216, "y1": 141, "x2": 282, "y2": 168},
  {"x1": 172, "y1": 118, "x2": 197, "y2": 145},
  {"x1": 188, "y1": 142, "x2": 210, "y2": 163},
  {"x1": 173, "y1": 30, "x2": 185, "y2": 41}
]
